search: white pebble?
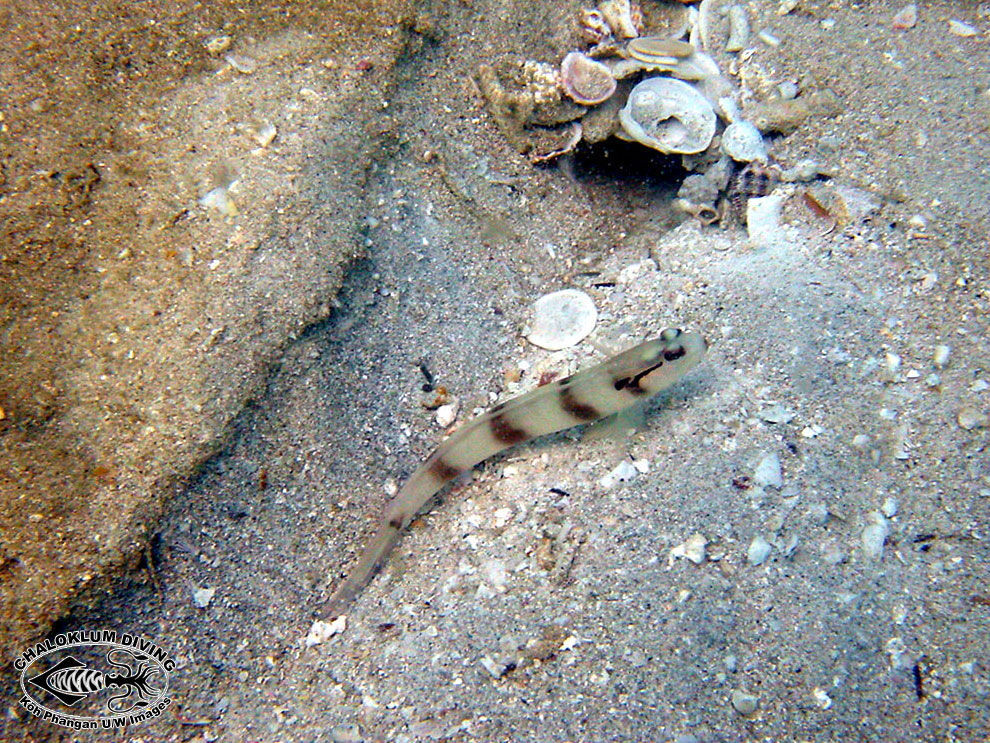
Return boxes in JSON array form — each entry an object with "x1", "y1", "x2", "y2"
[
  {"x1": 957, "y1": 407, "x2": 989, "y2": 430},
  {"x1": 746, "y1": 193, "x2": 786, "y2": 247},
  {"x1": 617, "y1": 259, "x2": 657, "y2": 283},
  {"x1": 251, "y1": 121, "x2": 277, "y2": 148},
  {"x1": 435, "y1": 401, "x2": 459, "y2": 428},
  {"x1": 759, "y1": 404, "x2": 796, "y2": 424},
  {"x1": 776, "y1": 81, "x2": 799, "y2": 100},
  {"x1": 225, "y1": 53, "x2": 258, "y2": 74},
  {"x1": 821, "y1": 540, "x2": 845, "y2": 565},
  {"x1": 525, "y1": 289, "x2": 598, "y2": 350},
  {"x1": 725, "y1": 5, "x2": 751, "y2": 52},
  {"x1": 599, "y1": 459, "x2": 640, "y2": 488},
  {"x1": 330, "y1": 723, "x2": 362, "y2": 743},
  {"x1": 305, "y1": 616, "x2": 347, "y2": 646},
  {"x1": 883, "y1": 352, "x2": 902, "y2": 381},
  {"x1": 812, "y1": 687, "x2": 833, "y2": 709},
  {"x1": 885, "y1": 637, "x2": 910, "y2": 669},
  {"x1": 479, "y1": 655, "x2": 505, "y2": 678},
  {"x1": 892, "y1": 5, "x2": 917, "y2": 30},
  {"x1": 880, "y1": 497, "x2": 899, "y2": 518},
  {"x1": 721, "y1": 120, "x2": 767, "y2": 163},
  {"x1": 747, "y1": 536, "x2": 772, "y2": 565},
  {"x1": 808, "y1": 502, "x2": 829, "y2": 525},
  {"x1": 731, "y1": 689, "x2": 759, "y2": 715},
  {"x1": 933, "y1": 344, "x2": 951, "y2": 368},
  {"x1": 200, "y1": 186, "x2": 237, "y2": 216},
  {"x1": 861, "y1": 517, "x2": 889, "y2": 559},
  {"x1": 481, "y1": 560, "x2": 509, "y2": 591},
  {"x1": 671, "y1": 533, "x2": 707, "y2": 564},
  {"x1": 493, "y1": 507, "x2": 513, "y2": 527},
  {"x1": 948, "y1": 19, "x2": 979, "y2": 37},
  {"x1": 560, "y1": 635, "x2": 582, "y2": 652},
  {"x1": 204, "y1": 35, "x2": 232, "y2": 54},
  {"x1": 757, "y1": 30, "x2": 781, "y2": 47},
  {"x1": 753, "y1": 453, "x2": 783, "y2": 489},
  {"x1": 192, "y1": 587, "x2": 216, "y2": 608}
]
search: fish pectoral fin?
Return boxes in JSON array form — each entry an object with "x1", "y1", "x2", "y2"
[
  {"x1": 581, "y1": 404, "x2": 647, "y2": 442},
  {"x1": 588, "y1": 339, "x2": 619, "y2": 359}
]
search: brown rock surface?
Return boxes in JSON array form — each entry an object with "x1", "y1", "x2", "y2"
[{"x1": 0, "y1": 0, "x2": 413, "y2": 661}]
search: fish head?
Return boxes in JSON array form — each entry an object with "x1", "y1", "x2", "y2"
[{"x1": 610, "y1": 328, "x2": 707, "y2": 395}]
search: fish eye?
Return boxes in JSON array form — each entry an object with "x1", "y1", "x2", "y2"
[{"x1": 660, "y1": 328, "x2": 680, "y2": 342}]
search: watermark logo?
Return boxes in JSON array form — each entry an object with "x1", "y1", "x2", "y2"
[{"x1": 15, "y1": 630, "x2": 172, "y2": 730}]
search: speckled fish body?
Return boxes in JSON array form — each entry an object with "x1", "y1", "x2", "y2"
[{"x1": 325, "y1": 327, "x2": 707, "y2": 616}]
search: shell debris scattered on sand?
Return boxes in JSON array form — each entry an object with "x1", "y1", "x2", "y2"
[{"x1": 525, "y1": 289, "x2": 598, "y2": 350}]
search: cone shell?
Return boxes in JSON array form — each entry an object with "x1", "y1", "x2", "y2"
[{"x1": 560, "y1": 51, "x2": 617, "y2": 106}]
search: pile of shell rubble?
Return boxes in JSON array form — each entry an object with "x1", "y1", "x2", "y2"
[{"x1": 476, "y1": 0, "x2": 842, "y2": 231}]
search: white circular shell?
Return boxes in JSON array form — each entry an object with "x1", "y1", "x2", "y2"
[
  {"x1": 721, "y1": 120, "x2": 767, "y2": 162},
  {"x1": 525, "y1": 289, "x2": 598, "y2": 351},
  {"x1": 618, "y1": 77, "x2": 716, "y2": 154}
]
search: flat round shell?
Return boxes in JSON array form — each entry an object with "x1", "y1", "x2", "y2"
[
  {"x1": 525, "y1": 289, "x2": 598, "y2": 350},
  {"x1": 627, "y1": 36, "x2": 695, "y2": 61},
  {"x1": 561, "y1": 52, "x2": 617, "y2": 106}
]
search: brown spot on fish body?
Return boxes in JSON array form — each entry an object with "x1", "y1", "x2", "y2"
[
  {"x1": 559, "y1": 385, "x2": 600, "y2": 421},
  {"x1": 388, "y1": 517, "x2": 404, "y2": 529},
  {"x1": 490, "y1": 413, "x2": 529, "y2": 444},
  {"x1": 428, "y1": 457, "x2": 462, "y2": 482}
]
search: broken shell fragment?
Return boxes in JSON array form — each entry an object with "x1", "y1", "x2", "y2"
[
  {"x1": 525, "y1": 289, "x2": 598, "y2": 351},
  {"x1": 619, "y1": 77, "x2": 716, "y2": 154},
  {"x1": 721, "y1": 120, "x2": 767, "y2": 162},
  {"x1": 599, "y1": 0, "x2": 643, "y2": 40},
  {"x1": 580, "y1": 9, "x2": 613, "y2": 46},
  {"x1": 725, "y1": 5, "x2": 751, "y2": 52},
  {"x1": 561, "y1": 52, "x2": 617, "y2": 105},
  {"x1": 529, "y1": 122, "x2": 584, "y2": 164}
]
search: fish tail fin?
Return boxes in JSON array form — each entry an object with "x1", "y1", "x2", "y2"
[{"x1": 324, "y1": 520, "x2": 404, "y2": 618}]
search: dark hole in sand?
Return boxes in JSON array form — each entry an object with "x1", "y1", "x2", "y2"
[{"x1": 569, "y1": 137, "x2": 687, "y2": 192}]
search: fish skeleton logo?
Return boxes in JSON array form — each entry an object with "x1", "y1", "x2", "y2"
[{"x1": 15, "y1": 630, "x2": 173, "y2": 730}]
